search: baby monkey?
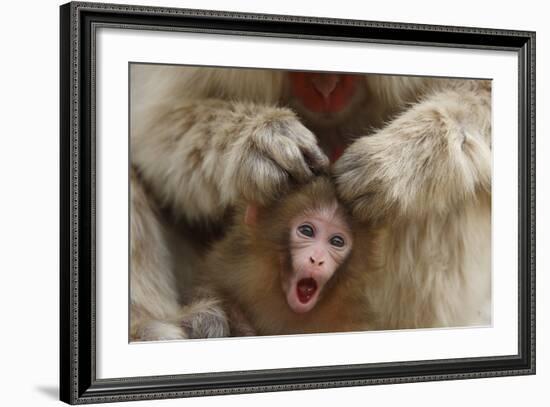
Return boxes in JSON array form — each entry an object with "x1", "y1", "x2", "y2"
[{"x1": 191, "y1": 176, "x2": 372, "y2": 337}]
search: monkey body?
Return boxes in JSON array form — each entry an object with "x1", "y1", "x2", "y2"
[{"x1": 199, "y1": 178, "x2": 373, "y2": 336}]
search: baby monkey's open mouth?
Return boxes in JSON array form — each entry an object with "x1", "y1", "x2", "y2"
[{"x1": 297, "y1": 278, "x2": 318, "y2": 304}]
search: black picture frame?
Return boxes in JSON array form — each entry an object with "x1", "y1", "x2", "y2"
[{"x1": 60, "y1": 1, "x2": 536, "y2": 404}]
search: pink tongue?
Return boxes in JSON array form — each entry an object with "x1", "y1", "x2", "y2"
[{"x1": 297, "y1": 278, "x2": 318, "y2": 304}]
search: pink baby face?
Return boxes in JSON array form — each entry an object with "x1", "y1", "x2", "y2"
[{"x1": 284, "y1": 204, "x2": 352, "y2": 314}]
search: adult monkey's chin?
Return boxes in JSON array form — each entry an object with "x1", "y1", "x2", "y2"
[{"x1": 286, "y1": 278, "x2": 321, "y2": 314}]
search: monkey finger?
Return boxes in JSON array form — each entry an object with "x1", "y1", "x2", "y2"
[
  {"x1": 282, "y1": 124, "x2": 329, "y2": 172},
  {"x1": 235, "y1": 151, "x2": 290, "y2": 204},
  {"x1": 333, "y1": 151, "x2": 366, "y2": 196},
  {"x1": 269, "y1": 140, "x2": 314, "y2": 183},
  {"x1": 334, "y1": 142, "x2": 398, "y2": 221},
  {"x1": 250, "y1": 124, "x2": 312, "y2": 180},
  {"x1": 301, "y1": 145, "x2": 330, "y2": 174}
]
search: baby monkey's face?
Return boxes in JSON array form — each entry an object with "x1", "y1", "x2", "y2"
[{"x1": 283, "y1": 203, "x2": 353, "y2": 314}]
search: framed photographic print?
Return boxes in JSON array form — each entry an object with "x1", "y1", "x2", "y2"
[{"x1": 60, "y1": 1, "x2": 536, "y2": 404}]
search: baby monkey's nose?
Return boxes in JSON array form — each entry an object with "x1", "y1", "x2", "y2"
[{"x1": 309, "y1": 256, "x2": 325, "y2": 266}]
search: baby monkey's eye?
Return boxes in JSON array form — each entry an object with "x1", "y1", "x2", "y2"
[
  {"x1": 297, "y1": 224, "x2": 315, "y2": 238},
  {"x1": 330, "y1": 235, "x2": 345, "y2": 248}
]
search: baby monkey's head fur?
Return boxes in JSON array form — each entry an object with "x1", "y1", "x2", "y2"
[{"x1": 251, "y1": 177, "x2": 352, "y2": 243}]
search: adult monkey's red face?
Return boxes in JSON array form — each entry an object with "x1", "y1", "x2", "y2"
[
  {"x1": 288, "y1": 71, "x2": 365, "y2": 162},
  {"x1": 288, "y1": 72, "x2": 363, "y2": 116}
]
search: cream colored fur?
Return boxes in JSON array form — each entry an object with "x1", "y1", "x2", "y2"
[
  {"x1": 334, "y1": 78, "x2": 492, "y2": 328},
  {"x1": 129, "y1": 170, "x2": 184, "y2": 340},
  {"x1": 130, "y1": 170, "x2": 230, "y2": 340},
  {"x1": 130, "y1": 64, "x2": 491, "y2": 338}
]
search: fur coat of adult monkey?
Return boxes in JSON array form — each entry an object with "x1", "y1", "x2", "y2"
[{"x1": 130, "y1": 64, "x2": 491, "y2": 340}]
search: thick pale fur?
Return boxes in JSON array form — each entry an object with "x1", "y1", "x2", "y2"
[
  {"x1": 130, "y1": 170, "x2": 229, "y2": 340},
  {"x1": 130, "y1": 64, "x2": 491, "y2": 338},
  {"x1": 335, "y1": 79, "x2": 492, "y2": 329},
  {"x1": 130, "y1": 170, "x2": 184, "y2": 340},
  {"x1": 200, "y1": 178, "x2": 374, "y2": 335}
]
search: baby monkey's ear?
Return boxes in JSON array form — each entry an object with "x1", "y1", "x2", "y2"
[{"x1": 244, "y1": 204, "x2": 260, "y2": 226}]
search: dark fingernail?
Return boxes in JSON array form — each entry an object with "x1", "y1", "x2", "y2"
[{"x1": 303, "y1": 150, "x2": 328, "y2": 170}]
